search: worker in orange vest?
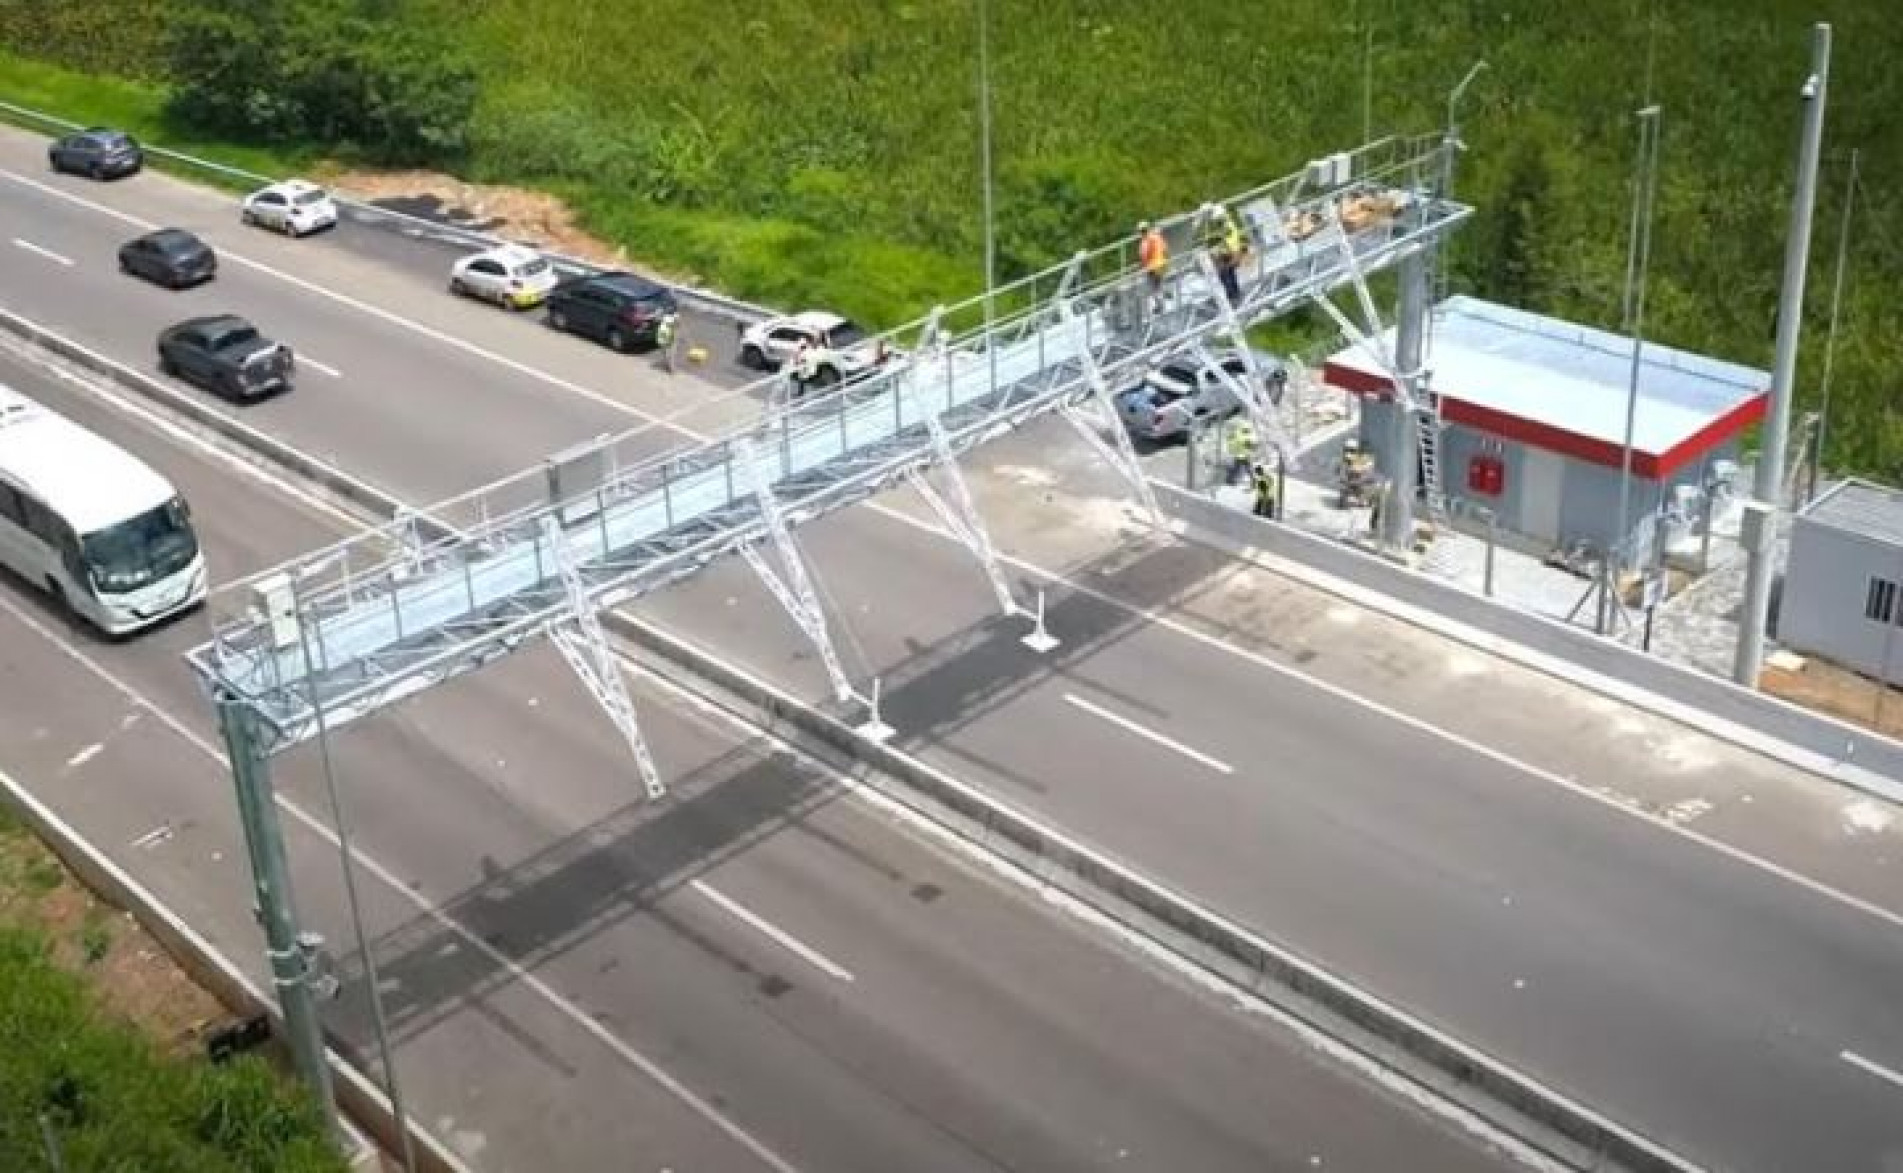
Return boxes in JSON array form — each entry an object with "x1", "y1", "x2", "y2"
[{"x1": 1137, "y1": 220, "x2": 1169, "y2": 308}]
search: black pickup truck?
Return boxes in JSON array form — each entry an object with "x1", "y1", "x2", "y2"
[{"x1": 156, "y1": 315, "x2": 295, "y2": 401}]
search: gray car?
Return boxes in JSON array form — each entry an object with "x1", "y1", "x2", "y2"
[
  {"x1": 48, "y1": 128, "x2": 144, "y2": 181},
  {"x1": 1116, "y1": 352, "x2": 1286, "y2": 442}
]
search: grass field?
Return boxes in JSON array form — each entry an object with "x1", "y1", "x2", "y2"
[
  {"x1": 1, "y1": 0, "x2": 1900, "y2": 477},
  {"x1": 0, "y1": 803, "x2": 344, "y2": 1172}
]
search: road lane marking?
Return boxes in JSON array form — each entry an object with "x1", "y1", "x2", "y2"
[
  {"x1": 0, "y1": 167, "x2": 647, "y2": 421},
  {"x1": 297, "y1": 354, "x2": 342, "y2": 378},
  {"x1": 691, "y1": 880, "x2": 855, "y2": 983},
  {"x1": 10, "y1": 158, "x2": 1903, "y2": 952},
  {"x1": 12, "y1": 237, "x2": 72, "y2": 266},
  {"x1": 64, "y1": 742, "x2": 104, "y2": 769},
  {"x1": 1842, "y1": 1050, "x2": 1903, "y2": 1091},
  {"x1": 1062, "y1": 693, "x2": 1233, "y2": 775},
  {"x1": 0, "y1": 590, "x2": 803, "y2": 1173}
]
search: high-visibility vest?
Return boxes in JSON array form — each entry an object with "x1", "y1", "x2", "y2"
[
  {"x1": 1139, "y1": 230, "x2": 1168, "y2": 273},
  {"x1": 1223, "y1": 220, "x2": 1245, "y2": 258}
]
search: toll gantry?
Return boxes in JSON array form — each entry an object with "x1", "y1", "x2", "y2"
[{"x1": 187, "y1": 132, "x2": 1470, "y2": 793}]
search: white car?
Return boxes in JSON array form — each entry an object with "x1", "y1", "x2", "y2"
[
  {"x1": 240, "y1": 180, "x2": 338, "y2": 237},
  {"x1": 738, "y1": 310, "x2": 888, "y2": 385},
  {"x1": 449, "y1": 244, "x2": 559, "y2": 309}
]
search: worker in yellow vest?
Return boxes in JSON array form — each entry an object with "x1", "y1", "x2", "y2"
[{"x1": 1137, "y1": 220, "x2": 1169, "y2": 309}]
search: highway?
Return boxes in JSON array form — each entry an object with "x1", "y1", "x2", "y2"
[
  {"x1": 0, "y1": 346, "x2": 1511, "y2": 1163},
  {"x1": 4, "y1": 121, "x2": 1903, "y2": 1171}
]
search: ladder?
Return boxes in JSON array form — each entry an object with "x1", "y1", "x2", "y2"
[{"x1": 1415, "y1": 391, "x2": 1448, "y2": 520}]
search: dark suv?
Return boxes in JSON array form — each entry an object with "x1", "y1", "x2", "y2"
[
  {"x1": 48, "y1": 128, "x2": 144, "y2": 181},
  {"x1": 544, "y1": 272, "x2": 678, "y2": 352},
  {"x1": 157, "y1": 315, "x2": 295, "y2": 401}
]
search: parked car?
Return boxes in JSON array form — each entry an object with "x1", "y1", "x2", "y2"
[
  {"x1": 118, "y1": 229, "x2": 217, "y2": 289},
  {"x1": 450, "y1": 244, "x2": 559, "y2": 309},
  {"x1": 737, "y1": 311, "x2": 888, "y2": 386},
  {"x1": 157, "y1": 315, "x2": 295, "y2": 401},
  {"x1": 240, "y1": 180, "x2": 338, "y2": 237},
  {"x1": 544, "y1": 272, "x2": 678, "y2": 351},
  {"x1": 1115, "y1": 351, "x2": 1285, "y2": 442},
  {"x1": 47, "y1": 128, "x2": 143, "y2": 180}
]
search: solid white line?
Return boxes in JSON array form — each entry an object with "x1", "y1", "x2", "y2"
[
  {"x1": 12, "y1": 237, "x2": 72, "y2": 266},
  {"x1": 690, "y1": 880, "x2": 855, "y2": 983},
  {"x1": 298, "y1": 354, "x2": 342, "y2": 378},
  {"x1": 0, "y1": 167, "x2": 646, "y2": 421},
  {"x1": 0, "y1": 589, "x2": 801, "y2": 1173},
  {"x1": 1842, "y1": 1050, "x2": 1903, "y2": 1092},
  {"x1": 1062, "y1": 693, "x2": 1234, "y2": 775},
  {"x1": 8, "y1": 156, "x2": 1901, "y2": 947}
]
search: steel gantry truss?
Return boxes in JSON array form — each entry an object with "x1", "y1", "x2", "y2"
[{"x1": 187, "y1": 133, "x2": 1470, "y2": 768}]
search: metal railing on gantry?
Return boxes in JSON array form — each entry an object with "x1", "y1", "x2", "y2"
[{"x1": 186, "y1": 133, "x2": 1470, "y2": 757}]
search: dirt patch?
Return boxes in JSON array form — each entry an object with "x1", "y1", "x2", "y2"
[
  {"x1": 0, "y1": 817, "x2": 224, "y2": 1053},
  {"x1": 1761, "y1": 656, "x2": 1903, "y2": 740},
  {"x1": 321, "y1": 165, "x2": 676, "y2": 276}
]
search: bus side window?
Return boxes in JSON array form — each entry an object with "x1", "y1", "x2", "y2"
[
  {"x1": 22, "y1": 496, "x2": 61, "y2": 544},
  {"x1": 0, "y1": 483, "x2": 24, "y2": 527}
]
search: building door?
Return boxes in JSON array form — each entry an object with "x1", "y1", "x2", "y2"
[{"x1": 1519, "y1": 447, "x2": 1563, "y2": 544}]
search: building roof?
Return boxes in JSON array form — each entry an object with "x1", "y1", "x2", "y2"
[
  {"x1": 1323, "y1": 296, "x2": 1770, "y2": 480},
  {"x1": 1801, "y1": 478, "x2": 1903, "y2": 548},
  {"x1": 0, "y1": 387, "x2": 177, "y2": 535}
]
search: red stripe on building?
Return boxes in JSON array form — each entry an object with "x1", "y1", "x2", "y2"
[{"x1": 1321, "y1": 360, "x2": 1767, "y2": 481}]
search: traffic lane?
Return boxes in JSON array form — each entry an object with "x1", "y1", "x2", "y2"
[
  {"x1": 961, "y1": 425, "x2": 1903, "y2": 915},
  {"x1": 319, "y1": 200, "x2": 760, "y2": 391},
  {"x1": 0, "y1": 125, "x2": 766, "y2": 436},
  {"x1": 0, "y1": 348, "x2": 804, "y2": 1167},
  {"x1": 630, "y1": 470, "x2": 1903, "y2": 1171},
  {"x1": 0, "y1": 170, "x2": 656, "y2": 502},
  {"x1": 3, "y1": 350, "x2": 1513, "y2": 1172},
  {"x1": 0, "y1": 601, "x2": 782, "y2": 1173}
]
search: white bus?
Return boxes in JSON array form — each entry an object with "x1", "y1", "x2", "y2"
[{"x1": 0, "y1": 385, "x2": 206, "y2": 635}]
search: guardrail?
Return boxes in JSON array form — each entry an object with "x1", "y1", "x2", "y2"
[
  {"x1": 0, "y1": 97, "x2": 775, "y2": 326},
  {"x1": 0, "y1": 304, "x2": 1705, "y2": 1173},
  {"x1": 1156, "y1": 481, "x2": 1903, "y2": 801}
]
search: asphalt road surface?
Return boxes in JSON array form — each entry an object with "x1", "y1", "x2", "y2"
[
  {"x1": 0, "y1": 346, "x2": 1511, "y2": 1164},
  {"x1": 3, "y1": 121, "x2": 1903, "y2": 1170}
]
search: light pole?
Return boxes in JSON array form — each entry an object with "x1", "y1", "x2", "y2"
[
  {"x1": 978, "y1": 0, "x2": 996, "y2": 309},
  {"x1": 1605, "y1": 104, "x2": 1663, "y2": 636},
  {"x1": 1735, "y1": 23, "x2": 1831, "y2": 687}
]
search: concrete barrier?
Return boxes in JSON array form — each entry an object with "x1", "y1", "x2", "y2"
[
  {"x1": 1153, "y1": 481, "x2": 1903, "y2": 803},
  {"x1": 0, "y1": 308, "x2": 1702, "y2": 1171},
  {"x1": 0, "y1": 769, "x2": 474, "y2": 1173}
]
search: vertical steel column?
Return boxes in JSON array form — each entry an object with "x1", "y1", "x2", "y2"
[
  {"x1": 1384, "y1": 243, "x2": 1430, "y2": 549},
  {"x1": 1736, "y1": 23, "x2": 1831, "y2": 687},
  {"x1": 216, "y1": 698, "x2": 338, "y2": 1139}
]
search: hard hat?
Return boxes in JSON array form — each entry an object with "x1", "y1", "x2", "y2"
[{"x1": 1137, "y1": 220, "x2": 1152, "y2": 233}]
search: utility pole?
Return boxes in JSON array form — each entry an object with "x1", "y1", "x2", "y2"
[
  {"x1": 1808, "y1": 147, "x2": 1858, "y2": 506},
  {"x1": 216, "y1": 699, "x2": 339, "y2": 1140},
  {"x1": 977, "y1": 0, "x2": 999, "y2": 398},
  {"x1": 1735, "y1": 22, "x2": 1830, "y2": 688},
  {"x1": 1604, "y1": 104, "x2": 1663, "y2": 635}
]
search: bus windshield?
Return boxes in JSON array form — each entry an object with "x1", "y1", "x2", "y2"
[{"x1": 81, "y1": 498, "x2": 198, "y2": 594}]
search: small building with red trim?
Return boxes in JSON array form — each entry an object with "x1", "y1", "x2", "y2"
[{"x1": 1323, "y1": 296, "x2": 1769, "y2": 553}]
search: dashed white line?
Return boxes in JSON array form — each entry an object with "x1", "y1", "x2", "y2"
[
  {"x1": 297, "y1": 354, "x2": 342, "y2": 378},
  {"x1": 0, "y1": 588, "x2": 802, "y2": 1173},
  {"x1": 64, "y1": 742, "x2": 104, "y2": 769},
  {"x1": 1841, "y1": 1050, "x2": 1903, "y2": 1092},
  {"x1": 9, "y1": 154, "x2": 1903, "y2": 952},
  {"x1": 1062, "y1": 693, "x2": 1233, "y2": 775},
  {"x1": 12, "y1": 237, "x2": 73, "y2": 266},
  {"x1": 0, "y1": 167, "x2": 644, "y2": 420},
  {"x1": 690, "y1": 880, "x2": 856, "y2": 983}
]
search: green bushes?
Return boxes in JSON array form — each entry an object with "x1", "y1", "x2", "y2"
[
  {"x1": 0, "y1": 929, "x2": 345, "y2": 1172},
  {"x1": 5, "y1": 0, "x2": 1903, "y2": 476},
  {"x1": 164, "y1": 0, "x2": 475, "y2": 164}
]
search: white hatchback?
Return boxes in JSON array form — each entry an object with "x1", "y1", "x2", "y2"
[
  {"x1": 450, "y1": 244, "x2": 559, "y2": 309},
  {"x1": 240, "y1": 180, "x2": 338, "y2": 237}
]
